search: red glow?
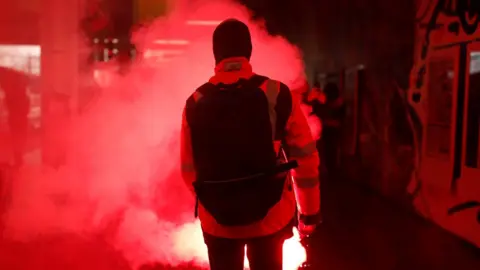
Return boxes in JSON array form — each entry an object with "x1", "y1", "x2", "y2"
[
  {"x1": 172, "y1": 220, "x2": 306, "y2": 269},
  {"x1": 153, "y1": 39, "x2": 190, "y2": 45},
  {"x1": 2, "y1": 0, "x2": 309, "y2": 269}
]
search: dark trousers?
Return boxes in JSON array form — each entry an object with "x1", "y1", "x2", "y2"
[{"x1": 203, "y1": 222, "x2": 293, "y2": 270}]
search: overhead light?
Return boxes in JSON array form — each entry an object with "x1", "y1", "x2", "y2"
[
  {"x1": 154, "y1": 49, "x2": 183, "y2": 55},
  {"x1": 0, "y1": 45, "x2": 40, "y2": 56},
  {"x1": 154, "y1": 39, "x2": 190, "y2": 45},
  {"x1": 186, "y1": 20, "x2": 221, "y2": 26},
  {"x1": 143, "y1": 49, "x2": 184, "y2": 58}
]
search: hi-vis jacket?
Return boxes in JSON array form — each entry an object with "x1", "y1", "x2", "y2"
[{"x1": 181, "y1": 57, "x2": 320, "y2": 239}]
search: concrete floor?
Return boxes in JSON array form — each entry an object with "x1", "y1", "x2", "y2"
[
  {"x1": 0, "y1": 178, "x2": 478, "y2": 270},
  {"x1": 309, "y1": 179, "x2": 480, "y2": 270}
]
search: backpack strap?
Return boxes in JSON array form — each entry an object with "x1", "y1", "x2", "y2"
[
  {"x1": 246, "y1": 74, "x2": 268, "y2": 89},
  {"x1": 263, "y1": 79, "x2": 280, "y2": 140},
  {"x1": 240, "y1": 75, "x2": 281, "y2": 140}
]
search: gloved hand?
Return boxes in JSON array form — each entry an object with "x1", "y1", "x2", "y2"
[
  {"x1": 298, "y1": 222, "x2": 317, "y2": 238},
  {"x1": 297, "y1": 212, "x2": 322, "y2": 238}
]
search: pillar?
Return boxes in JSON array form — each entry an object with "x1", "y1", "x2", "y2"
[{"x1": 40, "y1": 0, "x2": 84, "y2": 165}]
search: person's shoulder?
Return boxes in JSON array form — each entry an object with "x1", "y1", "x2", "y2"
[
  {"x1": 260, "y1": 77, "x2": 293, "y2": 108},
  {"x1": 186, "y1": 82, "x2": 213, "y2": 102},
  {"x1": 195, "y1": 82, "x2": 214, "y2": 92},
  {"x1": 255, "y1": 75, "x2": 290, "y2": 93},
  {"x1": 277, "y1": 81, "x2": 291, "y2": 93}
]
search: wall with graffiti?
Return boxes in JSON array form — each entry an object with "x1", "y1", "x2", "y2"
[
  {"x1": 407, "y1": 0, "x2": 480, "y2": 247},
  {"x1": 335, "y1": 0, "x2": 480, "y2": 247}
]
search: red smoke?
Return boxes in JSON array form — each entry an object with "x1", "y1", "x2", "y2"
[{"x1": 1, "y1": 0, "x2": 310, "y2": 269}]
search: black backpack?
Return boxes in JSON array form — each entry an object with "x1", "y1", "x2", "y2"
[{"x1": 185, "y1": 75, "x2": 297, "y2": 226}]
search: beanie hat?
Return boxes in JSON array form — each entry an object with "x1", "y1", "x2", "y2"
[{"x1": 212, "y1": 19, "x2": 252, "y2": 64}]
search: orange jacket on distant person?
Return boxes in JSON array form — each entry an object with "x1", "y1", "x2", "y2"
[{"x1": 180, "y1": 57, "x2": 320, "y2": 239}]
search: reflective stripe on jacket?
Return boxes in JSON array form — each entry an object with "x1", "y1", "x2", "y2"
[{"x1": 180, "y1": 57, "x2": 320, "y2": 238}]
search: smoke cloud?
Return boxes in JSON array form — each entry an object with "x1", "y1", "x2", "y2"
[{"x1": 1, "y1": 0, "x2": 307, "y2": 269}]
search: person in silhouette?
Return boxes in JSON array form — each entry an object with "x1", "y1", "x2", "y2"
[
  {"x1": 318, "y1": 82, "x2": 345, "y2": 179},
  {"x1": 180, "y1": 19, "x2": 321, "y2": 270}
]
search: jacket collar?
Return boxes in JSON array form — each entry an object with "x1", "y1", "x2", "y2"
[{"x1": 209, "y1": 57, "x2": 254, "y2": 85}]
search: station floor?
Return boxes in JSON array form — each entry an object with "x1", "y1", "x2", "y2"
[
  {"x1": 0, "y1": 178, "x2": 479, "y2": 270},
  {"x1": 307, "y1": 179, "x2": 480, "y2": 270}
]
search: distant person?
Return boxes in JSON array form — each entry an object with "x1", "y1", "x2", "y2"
[
  {"x1": 0, "y1": 67, "x2": 30, "y2": 167},
  {"x1": 180, "y1": 19, "x2": 321, "y2": 270},
  {"x1": 305, "y1": 84, "x2": 326, "y2": 175},
  {"x1": 318, "y1": 82, "x2": 346, "y2": 178},
  {"x1": 291, "y1": 80, "x2": 310, "y2": 101},
  {"x1": 307, "y1": 82, "x2": 325, "y2": 105},
  {"x1": 306, "y1": 81, "x2": 327, "y2": 118}
]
